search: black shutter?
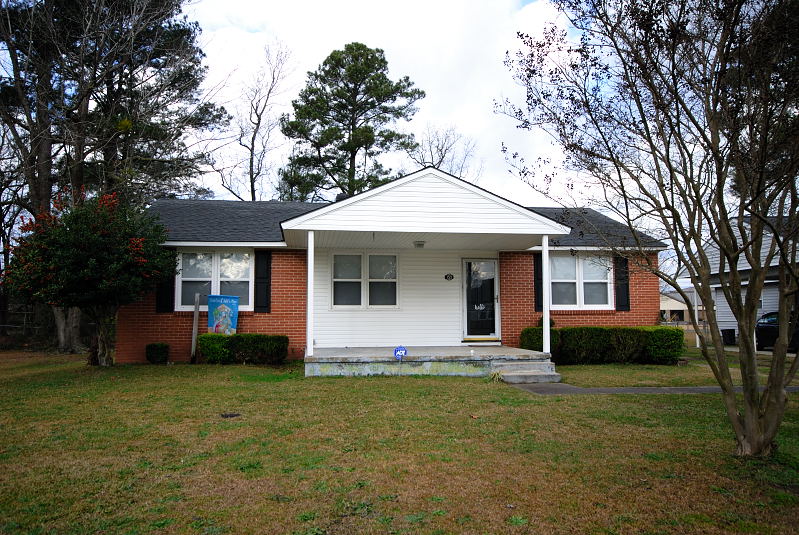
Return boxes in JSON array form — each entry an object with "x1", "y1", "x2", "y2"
[
  {"x1": 155, "y1": 248, "x2": 177, "y2": 313},
  {"x1": 614, "y1": 256, "x2": 630, "y2": 311},
  {"x1": 533, "y1": 252, "x2": 543, "y2": 312},
  {"x1": 254, "y1": 250, "x2": 272, "y2": 313}
]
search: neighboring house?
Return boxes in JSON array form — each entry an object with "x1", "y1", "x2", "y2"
[
  {"x1": 694, "y1": 220, "x2": 786, "y2": 341},
  {"x1": 660, "y1": 287, "x2": 705, "y2": 323},
  {"x1": 116, "y1": 168, "x2": 665, "y2": 363},
  {"x1": 661, "y1": 292, "x2": 687, "y2": 322}
]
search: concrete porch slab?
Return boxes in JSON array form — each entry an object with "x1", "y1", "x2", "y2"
[
  {"x1": 304, "y1": 346, "x2": 559, "y2": 381},
  {"x1": 307, "y1": 345, "x2": 547, "y2": 363}
]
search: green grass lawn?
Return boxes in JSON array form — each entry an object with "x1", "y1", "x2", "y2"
[
  {"x1": 1, "y1": 351, "x2": 798, "y2": 534},
  {"x1": 559, "y1": 347, "x2": 799, "y2": 388}
]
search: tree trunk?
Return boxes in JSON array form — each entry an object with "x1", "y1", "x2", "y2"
[
  {"x1": 92, "y1": 306, "x2": 118, "y2": 367},
  {"x1": 52, "y1": 306, "x2": 83, "y2": 353}
]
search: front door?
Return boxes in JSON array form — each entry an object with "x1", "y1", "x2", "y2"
[{"x1": 464, "y1": 259, "x2": 498, "y2": 339}]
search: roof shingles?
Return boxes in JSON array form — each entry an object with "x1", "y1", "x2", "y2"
[{"x1": 149, "y1": 199, "x2": 665, "y2": 248}]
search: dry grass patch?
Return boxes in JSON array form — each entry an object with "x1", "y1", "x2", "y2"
[{"x1": 0, "y1": 352, "x2": 798, "y2": 534}]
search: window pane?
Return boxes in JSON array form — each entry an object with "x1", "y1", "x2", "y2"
[
  {"x1": 369, "y1": 282, "x2": 396, "y2": 305},
  {"x1": 182, "y1": 253, "x2": 212, "y2": 278},
  {"x1": 552, "y1": 282, "x2": 577, "y2": 305},
  {"x1": 220, "y1": 281, "x2": 250, "y2": 306},
  {"x1": 584, "y1": 282, "x2": 609, "y2": 305},
  {"x1": 333, "y1": 255, "x2": 361, "y2": 279},
  {"x1": 333, "y1": 281, "x2": 361, "y2": 305},
  {"x1": 220, "y1": 253, "x2": 250, "y2": 280},
  {"x1": 550, "y1": 256, "x2": 576, "y2": 279},
  {"x1": 369, "y1": 255, "x2": 397, "y2": 279},
  {"x1": 582, "y1": 257, "x2": 610, "y2": 280},
  {"x1": 181, "y1": 281, "x2": 210, "y2": 306}
]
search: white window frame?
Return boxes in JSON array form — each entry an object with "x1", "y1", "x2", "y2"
[
  {"x1": 331, "y1": 253, "x2": 364, "y2": 308},
  {"x1": 331, "y1": 251, "x2": 399, "y2": 309},
  {"x1": 175, "y1": 249, "x2": 255, "y2": 311},
  {"x1": 549, "y1": 253, "x2": 613, "y2": 311}
]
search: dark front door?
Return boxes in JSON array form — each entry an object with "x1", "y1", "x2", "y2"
[{"x1": 465, "y1": 260, "x2": 497, "y2": 337}]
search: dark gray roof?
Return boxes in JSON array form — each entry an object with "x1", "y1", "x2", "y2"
[
  {"x1": 149, "y1": 198, "x2": 666, "y2": 248},
  {"x1": 149, "y1": 199, "x2": 325, "y2": 242},
  {"x1": 527, "y1": 207, "x2": 667, "y2": 248}
]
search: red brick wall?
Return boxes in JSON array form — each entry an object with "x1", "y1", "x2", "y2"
[
  {"x1": 115, "y1": 250, "x2": 307, "y2": 363},
  {"x1": 499, "y1": 251, "x2": 661, "y2": 348}
]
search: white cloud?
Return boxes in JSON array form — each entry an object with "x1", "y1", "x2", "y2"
[{"x1": 186, "y1": 0, "x2": 571, "y2": 206}]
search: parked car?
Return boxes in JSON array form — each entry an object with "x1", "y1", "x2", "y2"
[{"x1": 755, "y1": 312, "x2": 799, "y2": 351}]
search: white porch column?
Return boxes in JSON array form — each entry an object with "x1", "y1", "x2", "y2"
[
  {"x1": 542, "y1": 235, "x2": 551, "y2": 353},
  {"x1": 306, "y1": 230, "x2": 315, "y2": 357}
]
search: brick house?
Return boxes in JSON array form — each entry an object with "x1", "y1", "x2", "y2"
[{"x1": 116, "y1": 168, "x2": 664, "y2": 364}]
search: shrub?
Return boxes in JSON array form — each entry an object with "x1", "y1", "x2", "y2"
[
  {"x1": 145, "y1": 342, "x2": 169, "y2": 364},
  {"x1": 519, "y1": 327, "x2": 560, "y2": 353},
  {"x1": 641, "y1": 326, "x2": 684, "y2": 365},
  {"x1": 197, "y1": 333, "x2": 233, "y2": 364},
  {"x1": 609, "y1": 327, "x2": 650, "y2": 364},
  {"x1": 556, "y1": 327, "x2": 614, "y2": 364},
  {"x1": 227, "y1": 333, "x2": 289, "y2": 365},
  {"x1": 519, "y1": 325, "x2": 684, "y2": 365}
]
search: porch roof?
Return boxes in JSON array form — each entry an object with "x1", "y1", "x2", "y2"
[{"x1": 281, "y1": 168, "x2": 570, "y2": 249}]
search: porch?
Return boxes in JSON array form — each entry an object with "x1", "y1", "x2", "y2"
[{"x1": 304, "y1": 345, "x2": 562, "y2": 383}]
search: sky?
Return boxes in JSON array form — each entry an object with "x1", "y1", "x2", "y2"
[{"x1": 184, "y1": 0, "x2": 569, "y2": 205}]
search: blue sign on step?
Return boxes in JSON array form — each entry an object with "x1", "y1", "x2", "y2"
[{"x1": 393, "y1": 346, "x2": 408, "y2": 360}]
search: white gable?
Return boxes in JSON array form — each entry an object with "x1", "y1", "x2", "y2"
[{"x1": 282, "y1": 168, "x2": 570, "y2": 236}]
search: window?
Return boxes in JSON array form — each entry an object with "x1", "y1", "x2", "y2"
[
  {"x1": 332, "y1": 253, "x2": 398, "y2": 307},
  {"x1": 177, "y1": 251, "x2": 253, "y2": 310},
  {"x1": 550, "y1": 254, "x2": 612, "y2": 309},
  {"x1": 368, "y1": 255, "x2": 397, "y2": 306},
  {"x1": 333, "y1": 254, "x2": 362, "y2": 306}
]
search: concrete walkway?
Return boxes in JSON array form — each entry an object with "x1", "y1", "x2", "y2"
[{"x1": 512, "y1": 383, "x2": 799, "y2": 395}]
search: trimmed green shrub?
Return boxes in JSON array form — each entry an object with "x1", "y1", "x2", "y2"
[
  {"x1": 197, "y1": 333, "x2": 233, "y2": 364},
  {"x1": 609, "y1": 327, "x2": 650, "y2": 364},
  {"x1": 227, "y1": 333, "x2": 289, "y2": 365},
  {"x1": 145, "y1": 342, "x2": 169, "y2": 364},
  {"x1": 641, "y1": 326, "x2": 684, "y2": 365},
  {"x1": 519, "y1": 327, "x2": 560, "y2": 353},
  {"x1": 556, "y1": 327, "x2": 614, "y2": 364},
  {"x1": 519, "y1": 325, "x2": 684, "y2": 365}
]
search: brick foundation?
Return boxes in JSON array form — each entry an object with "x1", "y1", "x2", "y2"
[
  {"x1": 115, "y1": 250, "x2": 307, "y2": 363},
  {"x1": 499, "y1": 251, "x2": 661, "y2": 348}
]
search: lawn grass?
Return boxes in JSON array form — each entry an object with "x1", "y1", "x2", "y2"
[
  {"x1": 1, "y1": 351, "x2": 798, "y2": 534},
  {"x1": 560, "y1": 347, "x2": 799, "y2": 388}
]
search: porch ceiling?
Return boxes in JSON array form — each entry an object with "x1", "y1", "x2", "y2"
[{"x1": 283, "y1": 229, "x2": 548, "y2": 250}]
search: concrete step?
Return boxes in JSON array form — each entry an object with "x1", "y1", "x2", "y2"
[
  {"x1": 490, "y1": 361, "x2": 557, "y2": 373},
  {"x1": 501, "y1": 370, "x2": 562, "y2": 384}
]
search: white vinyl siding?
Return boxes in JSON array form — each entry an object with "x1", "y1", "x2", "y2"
[
  {"x1": 313, "y1": 249, "x2": 497, "y2": 347},
  {"x1": 715, "y1": 283, "x2": 779, "y2": 334},
  {"x1": 289, "y1": 172, "x2": 564, "y2": 235}
]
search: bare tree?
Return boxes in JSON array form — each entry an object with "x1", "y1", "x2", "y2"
[
  {"x1": 214, "y1": 43, "x2": 291, "y2": 201},
  {"x1": 405, "y1": 124, "x2": 483, "y2": 182},
  {"x1": 501, "y1": 0, "x2": 799, "y2": 456}
]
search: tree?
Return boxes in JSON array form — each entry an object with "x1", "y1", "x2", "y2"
[
  {"x1": 405, "y1": 124, "x2": 483, "y2": 181},
  {"x1": 0, "y1": 0, "x2": 223, "y2": 350},
  {"x1": 213, "y1": 43, "x2": 291, "y2": 201},
  {"x1": 279, "y1": 42, "x2": 425, "y2": 199},
  {"x1": 501, "y1": 0, "x2": 799, "y2": 456},
  {"x1": 4, "y1": 193, "x2": 176, "y2": 366}
]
